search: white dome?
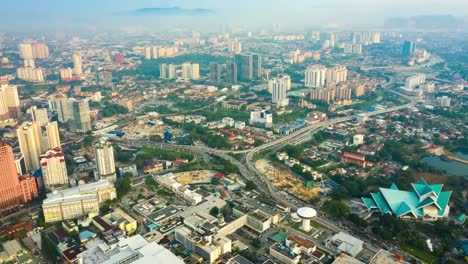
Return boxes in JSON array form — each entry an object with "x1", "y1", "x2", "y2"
[
  {"x1": 297, "y1": 207, "x2": 317, "y2": 219},
  {"x1": 290, "y1": 213, "x2": 301, "y2": 222}
]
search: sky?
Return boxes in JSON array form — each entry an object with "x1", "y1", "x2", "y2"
[{"x1": 1, "y1": 0, "x2": 467, "y2": 31}]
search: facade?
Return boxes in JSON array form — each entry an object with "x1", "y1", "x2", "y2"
[
  {"x1": 17, "y1": 121, "x2": 44, "y2": 172},
  {"x1": 39, "y1": 148, "x2": 68, "y2": 190},
  {"x1": 42, "y1": 180, "x2": 116, "y2": 222},
  {"x1": 18, "y1": 43, "x2": 33, "y2": 59},
  {"x1": 94, "y1": 138, "x2": 116, "y2": 181},
  {"x1": 326, "y1": 65, "x2": 348, "y2": 84},
  {"x1": 31, "y1": 107, "x2": 48, "y2": 126},
  {"x1": 210, "y1": 62, "x2": 222, "y2": 85},
  {"x1": 235, "y1": 53, "x2": 261, "y2": 81},
  {"x1": 362, "y1": 178, "x2": 451, "y2": 220},
  {"x1": 310, "y1": 88, "x2": 335, "y2": 103},
  {"x1": 50, "y1": 93, "x2": 70, "y2": 122},
  {"x1": 44, "y1": 121, "x2": 61, "y2": 149},
  {"x1": 0, "y1": 83, "x2": 21, "y2": 121},
  {"x1": 0, "y1": 141, "x2": 38, "y2": 213},
  {"x1": 32, "y1": 43, "x2": 49, "y2": 58},
  {"x1": 304, "y1": 65, "x2": 327, "y2": 88},
  {"x1": 69, "y1": 98, "x2": 92, "y2": 133},
  {"x1": 249, "y1": 109, "x2": 273, "y2": 128}
]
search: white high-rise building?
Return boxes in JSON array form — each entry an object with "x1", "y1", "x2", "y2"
[
  {"x1": 326, "y1": 65, "x2": 348, "y2": 84},
  {"x1": 17, "y1": 67, "x2": 44, "y2": 82},
  {"x1": 44, "y1": 122, "x2": 61, "y2": 149},
  {"x1": 73, "y1": 54, "x2": 83, "y2": 76},
  {"x1": 191, "y1": 64, "x2": 200, "y2": 80},
  {"x1": 32, "y1": 43, "x2": 49, "y2": 58},
  {"x1": 94, "y1": 138, "x2": 116, "y2": 181},
  {"x1": 17, "y1": 121, "x2": 45, "y2": 172},
  {"x1": 31, "y1": 106, "x2": 49, "y2": 126},
  {"x1": 144, "y1": 47, "x2": 152, "y2": 60},
  {"x1": 18, "y1": 43, "x2": 33, "y2": 59},
  {"x1": 182, "y1": 62, "x2": 192, "y2": 80},
  {"x1": 39, "y1": 148, "x2": 68, "y2": 190},
  {"x1": 305, "y1": 65, "x2": 327, "y2": 88},
  {"x1": 405, "y1": 74, "x2": 426, "y2": 89},
  {"x1": 269, "y1": 76, "x2": 290, "y2": 107},
  {"x1": 0, "y1": 84, "x2": 21, "y2": 121},
  {"x1": 24, "y1": 59, "x2": 35, "y2": 68},
  {"x1": 159, "y1": 64, "x2": 168, "y2": 79},
  {"x1": 168, "y1": 64, "x2": 176, "y2": 79},
  {"x1": 50, "y1": 93, "x2": 70, "y2": 122}
]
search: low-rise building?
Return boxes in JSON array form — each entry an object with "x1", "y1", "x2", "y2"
[
  {"x1": 270, "y1": 243, "x2": 301, "y2": 264},
  {"x1": 103, "y1": 207, "x2": 138, "y2": 235}
]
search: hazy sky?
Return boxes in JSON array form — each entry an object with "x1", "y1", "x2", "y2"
[{"x1": 2, "y1": 0, "x2": 467, "y2": 31}]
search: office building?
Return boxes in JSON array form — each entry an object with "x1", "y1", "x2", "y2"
[
  {"x1": 31, "y1": 106, "x2": 48, "y2": 126},
  {"x1": 0, "y1": 83, "x2": 21, "y2": 121},
  {"x1": 250, "y1": 109, "x2": 273, "y2": 128},
  {"x1": 113, "y1": 53, "x2": 125, "y2": 64},
  {"x1": 329, "y1": 232, "x2": 363, "y2": 257},
  {"x1": 228, "y1": 39, "x2": 242, "y2": 54},
  {"x1": 252, "y1": 53, "x2": 262, "y2": 79},
  {"x1": 304, "y1": 65, "x2": 327, "y2": 88},
  {"x1": 16, "y1": 67, "x2": 44, "y2": 82},
  {"x1": 42, "y1": 180, "x2": 116, "y2": 222},
  {"x1": 32, "y1": 43, "x2": 49, "y2": 58},
  {"x1": 69, "y1": 98, "x2": 92, "y2": 133},
  {"x1": 0, "y1": 141, "x2": 38, "y2": 213},
  {"x1": 270, "y1": 77, "x2": 289, "y2": 107},
  {"x1": 235, "y1": 53, "x2": 262, "y2": 81},
  {"x1": 44, "y1": 121, "x2": 61, "y2": 149},
  {"x1": 326, "y1": 65, "x2": 347, "y2": 84},
  {"x1": 210, "y1": 62, "x2": 222, "y2": 85},
  {"x1": 17, "y1": 121, "x2": 44, "y2": 172},
  {"x1": 73, "y1": 54, "x2": 83, "y2": 76},
  {"x1": 94, "y1": 138, "x2": 116, "y2": 181},
  {"x1": 226, "y1": 62, "x2": 238, "y2": 84},
  {"x1": 39, "y1": 147, "x2": 68, "y2": 190},
  {"x1": 18, "y1": 43, "x2": 33, "y2": 59},
  {"x1": 50, "y1": 93, "x2": 69, "y2": 122},
  {"x1": 60, "y1": 68, "x2": 73, "y2": 81},
  {"x1": 405, "y1": 74, "x2": 426, "y2": 89},
  {"x1": 402, "y1": 41, "x2": 416, "y2": 57}
]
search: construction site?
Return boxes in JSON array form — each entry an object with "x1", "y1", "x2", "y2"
[
  {"x1": 255, "y1": 159, "x2": 320, "y2": 202},
  {"x1": 173, "y1": 170, "x2": 217, "y2": 185}
]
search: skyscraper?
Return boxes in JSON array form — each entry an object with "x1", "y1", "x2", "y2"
[
  {"x1": 16, "y1": 67, "x2": 44, "y2": 82},
  {"x1": 31, "y1": 106, "x2": 49, "y2": 126},
  {"x1": 69, "y1": 98, "x2": 92, "y2": 133},
  {"x1": 50, "y1": 93, "x2": 70, "y2": 122},
  {"x1": 304, "y1": 65, "x2": 327, "y2": 88},
  {"x1": 191, "y1": 64, "x2": 200, "y2": 80},
  {"x1": 0, "y1": 141, "x2": 38, "y2": 213},
  {"x1": 226, "y1": 62, "x2": 238, "y2": 84},
  {"x1": 39, "y1": 147, "x2": 68, "y2": 190},
  {"x1": 94, "y1": 138, "x2": 116, "y2": 181},
  {"x1": 44, "y1": 122, "x2": 61, "y2": 149},
  {"x1": 73, "y1": 54, "x2": 83, "y2": 76},
  {"x1": 144, "y1": 47, "x2": 152, "y2": 60},
  {"x1": 270, "y1": 78, "x2": 289, "y2": 107},
  {"x1": 60, "y1": 68, "x2": 73, "y2": 81},
  {"x1": 113, "y1": 53, "x2": 125, "y2": 64},
  {"x1": 0, "y1": 83, "x2": 21, "y2": 121},
  {"x1": 17, "y1": 121, "x2": 44, "y2": 172},
  {"x1": 252, "y1": 54, "x2": 262, "y2": 79},
  {"x1": 235, "y1": 54, "x2": 254, "y2": 81},
  {"x1": 228, "y1": 39, "x2": 242, "y2": 54},
  {"x1": 210, "y1": 62, "x2": 222, "y2": 85},
  {"x1": 402, "y1": 41, "x2": 416, "y2": 57},
  {"x1": 182, "y1": 63, "x2": 192, "y2": 80}
]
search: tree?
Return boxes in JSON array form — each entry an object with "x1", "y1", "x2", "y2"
[
  {"x1": 115, "y1": 174, "x2": 132, "y2": 199},
  {"x1": 252, "y1": 237, "x2": 261, "y2": 249},
  {"x1": 209, "y1": 207, "x2": 219, "y2": 217},
  {"x1": 244, "y1": 180, "x2": 257, "y2": 191},
  {"x1": 83, "y1": 135, "x2": 94, "y2": 147},
  {"x1": 322, "y1": 199, "x2": 350, "y2": 219},
  {"x1": 41, "y1": 233, "x2": 59, "y2": 263}
]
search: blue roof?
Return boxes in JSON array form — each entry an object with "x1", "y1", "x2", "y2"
[
  {"x1": 389, "y1": 183, "x2": 399, "y2": 190},
  {"x1": 79, "y1": 230, "x2": 96, "y2": 241}
]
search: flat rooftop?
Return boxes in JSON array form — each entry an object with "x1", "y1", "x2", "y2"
[{"x1": 370, "y1": 250, "x2": 404, "y2": 264}]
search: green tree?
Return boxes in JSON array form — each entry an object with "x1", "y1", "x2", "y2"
[
  {"x1": 209, "y1": 207, "x2": 219, "y2": 217},
  {"x1": 115, "y1": 174, "x2": 132, "y2": 199},
  {"x1": 244, "y1": 180, "x2": 257, "y2": 191},
  {"x1": 322, "y1": 199, "x2": 350, "y2": 219}
]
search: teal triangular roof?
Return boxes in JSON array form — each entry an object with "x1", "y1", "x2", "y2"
[
  {"x1": 417, "y1": 178, "x2": 428, "y2": 185},
  {"x1": 362, "y1": 197, "x2": 377, "y2": 209},
  {"x1": 389, "y1": 183, "x2": 399, "y2": 190},
  {"x1": 417, "y1": 197, "x2": 438, "y2": 209},
  {"x1": 370, "y1": 192, "x2": 392, "y2": 214},
  {"x1": 412, "y1": 183, "x2": 435, "y2": 197},
  {"x1": 395, "y1": 202, "x2": 413, "y2": 217},
  {"x1": 436, "y1": 191, "x2": 452, "y2": 217},
  {"x1": 429, "y1": 184, "x2": 443, "y2": 196},
  {"x1": 458, "y1": 214, "x2": 466, "y2": 222}
]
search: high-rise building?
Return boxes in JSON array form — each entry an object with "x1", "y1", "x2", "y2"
[
  {"x1": 39, "y1": 147, "x2": 68, "y2": 190},
  {"x1": 326, "y1": 65, "x2": 347, "y2": 84},
  {"x1": 73, "y1": 54, "x2": 83, "y2": 76},
  {"x1": 60, "y1": 68, "x2": 73, "y2": 81},
  {"x1": 17, "y1": 121, "x2": 44, "y2": 172},
  {"x1": 353, "y1": 84, "x2": 366, "y2": 97},
  {"x1": 50, "y1": 93, "x2": 69, "y2": 122},
  {"x1": 226, "y1": 62, "x2": 238, "y2": 84},
  {"x1": 405, "y1": 74, "x2": 426, "y2": 89},
  {"x1": 0, "y1": 83, "x2": 21, "y2": 121},
  {"x1": 235, "y1": 53, "x2": 261, "y2": 81},
  {"x1": 228, "y1": 39, "x2": 242, "y2": 54},
  {"x1": 144, "y1": 47, "x2": 152, "y2": 60},
  {"x1": 334, "y1": 87, "x2": 352, "y2": 101},
  {"x1": 310, "y1": 88, "x2": 335, "y2": 103},
  {"x1": 0, "y1": 141, "x2": 38, "y2": 213},
  {"x1": 210, "y1": 63, "x2": 222, "y2": 85},
  {"x1": 94, "y1": 138, "x2": 116, "y2": 181},
  {"x1": 304, "y1": 65, "x2": 327, "y2": 88},
  {"x1": 113, "y1": 53, "x2": 125, "y2": 64},
  {"x1": 98, "y1": 71, "x2": 112, "y2": 83},
  {"x1": 23, "y1": 59, "x2": 35, "y2": 68},
  {"x1": 270, "y1": 77, "x2": 289, "y2": 107},
  {"x1": 439, "y1": 96, "x2": 451, "y2": 108},
  {"x1": 168, "y1": 64, "x2": 176, "y2": 79},
  {"x1": 182, "y1": 63, "x2": 192, "y2": 80},
  {"x1": 18, "y1": 43, "x2": 33, "y2": 59},
  {"x1": 69, "y1": 98, "x2": 91, "y2": 133},
  {"x1": 191, "y1": 64, "x2": 200, "y2": 80},
  {"x1": 32, "y1": 43, "x2": 49, "y2": 58},
  {"x1": 402, "y1": 41, "x2": 416, "y2": 57},
  {"x1": 31, "y1": 106, "x2": 48, "y2": 126},
  {"x1": 44, "y1": 122, "x2": 61, "y2": 149},
  {"x1": 17, "y1": 67, "x2": 44, "y2": 82}
]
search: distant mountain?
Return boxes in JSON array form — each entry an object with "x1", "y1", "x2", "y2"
[
  {"x1": 384, "y1": 15, "x2": 463, "y2": 29},
  {"x1": 129, "y1": 7, "x2": 214, "y2": 16}
]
